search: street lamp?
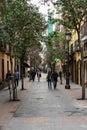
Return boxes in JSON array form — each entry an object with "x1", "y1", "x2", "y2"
[{"x1": 65, "y1": 32, "x2": 72, "y2": 89}]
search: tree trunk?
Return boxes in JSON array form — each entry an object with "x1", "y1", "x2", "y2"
[
  {"x1": 10, "y1": 57, "x2": 16, "y2": 101},
  {"x1": 81, "y1": 48, "x2": 85, "y2": 99},
  {"x1": 77, "y1": 30, "x2": 85, "y2": 99},
  {"x1": 21, "y1": 57, "x2": 24, "y2": 90}
]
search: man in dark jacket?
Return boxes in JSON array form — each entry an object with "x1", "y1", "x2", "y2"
[
  {"x1": 31, "y1": 68, "x2": 36, "y2": 82},
  {"x1": 52, "y1": 70, "x2": 58, "y2": 89},
  {"x1": 6, "y1": 70, "x2": 12, "y2": 89},
  {"x1": 6, "y1": 70, "x2": 11, "y2": 81}
]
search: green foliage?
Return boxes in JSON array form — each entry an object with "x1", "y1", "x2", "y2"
[
  {"x1": 45, "y1": 31, "x2": 66, "y2": 65},
  {"x1": 56, "y1": 0, "x2": 87, "y2": 31},
  {"x1": 0, "y1": 0, "x2": 46, "y2": 61}
]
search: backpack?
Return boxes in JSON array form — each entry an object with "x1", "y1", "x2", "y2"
[{"x1": 14, "y1": 72, "x2": 19, "y2": 79}]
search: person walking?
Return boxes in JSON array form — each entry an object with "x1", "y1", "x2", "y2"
[
  {"x1": 6, "y1": 70, "x2": 11, "y2": 81},
  {"x1": 6, "y1": 70, "x2": 12, "y2": 100},
  {"x1": 59, "y1": 71, "x2": 62, "y2": 84},
  {"x1": 6, "y1": 70, "x2": 12, "y2": 89},
  {"x1": 14, "y1": 70, "x2": 20, "y2": 87},
  {"x1": 52, "y1": 70, "x2": 58, "y2": 89},
  {"x1": 31, "y1": 68, "x2": 36, "y2": 82},
  {"x1": 37, "y1": 69, "x2": 41, "y2": 82},
  {"x1": 47, "y1": 71, "x2": 52, "y2": 88}
]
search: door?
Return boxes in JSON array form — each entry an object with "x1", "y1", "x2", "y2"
[{"x1": 2, "y1": 59, "x2": 4, "y2": 81}]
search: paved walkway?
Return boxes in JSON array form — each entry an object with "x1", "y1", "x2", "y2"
[
  {"x1": 0, "y1": 78, "x2": 30, "y2": 130},
  {"x1": 0, "y1": 73, "x2": 87, "y2": 130}
]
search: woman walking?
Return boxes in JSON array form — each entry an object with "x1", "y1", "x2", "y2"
[
  {"x1": 47, "y1": 71, "x2": 52, "y2": 88},
  {"x1": 37, "y1": 69, "x2": 41, "y2": 82}
]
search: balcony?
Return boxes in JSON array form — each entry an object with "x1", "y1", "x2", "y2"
[
  {"x1": 83, "y1": 42, "x2": 87, "y2": 57},
  {"x1": 0, "y1": 43, "x2": 10, "y2": 54},
  {"x1": 81, "y1": 36, "x2": 87, "y2": 42},
  {"x1": 5, "y1": 44, "x2": 10, "y2": 54},
  {"x1": 0, "y1": 45, "x2": 5, "y2": 52},
  {"x1": 83, "y1": 50, "x2": 87, "y2": 57}
]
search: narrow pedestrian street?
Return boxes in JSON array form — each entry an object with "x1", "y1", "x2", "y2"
[
  {"x1": 1, "y1": 73, "x2": 87, "y2": 130},
  {"x1": 0, "y1": 1, "x2": 87, "y2": 130}
]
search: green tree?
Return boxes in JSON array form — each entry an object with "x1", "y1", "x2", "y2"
[
  {"x1": 46, "y1": 31, "x2": 66, "y2": 67},
  {"x1": 1, "y1": 0, "x2": 46, "y2": 99},
  {"x1": 56, "y1": 0, "x2": 87, "y2": 99}
]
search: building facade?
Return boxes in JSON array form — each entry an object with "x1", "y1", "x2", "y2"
[
  {"x1": 81, "y1": 16, "x2": 87, "y2": 84},
  {"x1": 69, "y1": 16, "x2": 87, "y2": 85},
  {"x1": 0, "y1": 43, "x2": 14, "y2": 85}
]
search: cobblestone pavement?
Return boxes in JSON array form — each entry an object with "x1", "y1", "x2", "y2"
[{"x1": 0, "y1": 73, "x2": 87, "y2": 130}]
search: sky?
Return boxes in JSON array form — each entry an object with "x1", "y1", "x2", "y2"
[
  {"x1": 27, "y1": 0, "x2": 57, "y2": 58},
  {"x1": 28, "y1": 0, "x2": 56, "y2": 17},
  {"x1": 28, "y1": 0, "x2": 58, "y2": 33}
]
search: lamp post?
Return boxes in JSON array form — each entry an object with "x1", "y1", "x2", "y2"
[{"x1": 65, "y1": 32, "x2": 72, "y2": 89}]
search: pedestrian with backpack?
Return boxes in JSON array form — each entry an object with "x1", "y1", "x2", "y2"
[{"x1": 14, "y1": 70, "x2": 20, "y2": 87}]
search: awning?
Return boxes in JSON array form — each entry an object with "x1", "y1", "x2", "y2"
[
  {"x1": 84, "y1": 58, "x2": 87, "y2": 62},
  {"x1": 23, "y1": 62, "x2": 30, "y2": 68},
  {"x1": 81, "y1": 36, "x2": 87, "y2": 42}
]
